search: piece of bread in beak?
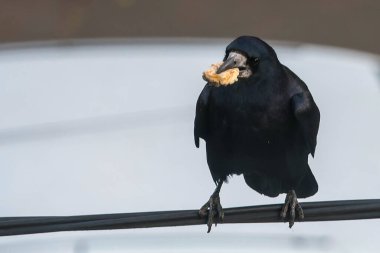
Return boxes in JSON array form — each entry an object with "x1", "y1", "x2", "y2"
[{"x1": 202, "y1": 62, "x2": 239, "y2": 86}]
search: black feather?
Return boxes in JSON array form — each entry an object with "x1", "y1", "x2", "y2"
[{"x1": 194, "y1": 36, "x2": 320, "y2": 198}]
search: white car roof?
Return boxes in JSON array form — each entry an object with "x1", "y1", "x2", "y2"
[{"x1": 0, "y1": 39, "x2": 379, "y2": 252}]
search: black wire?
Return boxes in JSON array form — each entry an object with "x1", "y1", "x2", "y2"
[{"x1": 0, "y1": 199, "x2": 379, "y2": 236}]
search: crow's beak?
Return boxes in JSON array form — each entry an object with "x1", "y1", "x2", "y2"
[{"x1": 216, "y1": 57, "x2": 236, "y2": 74}]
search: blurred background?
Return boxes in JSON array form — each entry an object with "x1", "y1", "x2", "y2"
[
  {"x1": 0, "y1": 0, "x2": 379, "y2": 54},
  {"x1": 0, "y1": 1, "x2": 379, "y2": 252}
]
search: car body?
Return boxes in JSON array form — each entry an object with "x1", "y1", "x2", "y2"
[{"x1": 0, "y1": 39, "x2": 379, "y2": 252}]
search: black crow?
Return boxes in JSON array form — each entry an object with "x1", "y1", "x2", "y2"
[{"x1": 195, "y1": 36, "x2": 320, "y2": 232}]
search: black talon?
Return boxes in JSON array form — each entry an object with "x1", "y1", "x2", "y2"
[
  {"x1": 280, "y1": 192, "x2": 291, "y2": 219},
  {"x1": 281, "y1": 190, "x2": 304, "y2": 228},
  {"x1": 199, "y1": 180, "x2": 224, "y2": 233}
]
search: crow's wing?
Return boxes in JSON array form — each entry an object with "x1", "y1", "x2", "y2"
[
  {"x1": 291, "y1": 91, "x2": 320, "y2": 157},
  {"x1": 194, "y1": 84, "x2": 212, "y2": 148}
]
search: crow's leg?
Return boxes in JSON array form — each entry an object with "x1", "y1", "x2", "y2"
[
  {"x1": 280, "y1": 190, "x2": 304, "y2": 228},
  {"x1": 199, "y1": 180, "x2": 224, "y2": 233}
]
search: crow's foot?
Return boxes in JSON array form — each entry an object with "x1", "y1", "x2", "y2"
[
  {"x1": 199, "y1": 194, "x2": 224, "y2": 233},
  {"x1": 200, "y1": 180, "x2": 224, "y2": 233},
  {"x1": 280, "y1": 190, "x2": 304, "y2": 228}
]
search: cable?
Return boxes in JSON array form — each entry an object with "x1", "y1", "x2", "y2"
[{"x1": 0, "y1": 199, "x2": 379, "y2": 236}]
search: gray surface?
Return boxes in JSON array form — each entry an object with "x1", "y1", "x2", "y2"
[{"x1": 0, "y1": 39, "x2": 379, "y2": 252}]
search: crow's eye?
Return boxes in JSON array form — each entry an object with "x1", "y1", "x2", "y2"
[{"x1": 253, "y1": 57, "x2": 260, "y2": 63}]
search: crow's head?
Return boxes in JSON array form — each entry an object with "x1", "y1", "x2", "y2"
[{"x1": 217, "y1": 36, "x2": 280, "y2": 78}]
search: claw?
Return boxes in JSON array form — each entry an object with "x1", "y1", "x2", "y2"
[
  {"x1": 280, "y1": 192, "x2": 291, "y2": 219},
  {"x1": 199, "y1": 194, "x2": 224, "y2": 233},
  {"x1": 281, "y1": 190, "x2": 304, "y2": 228},
  {"x1": 296, "y1": 202, "x2": 304, "y2": 219},
  {"x1": 199, "y1": 180, "x2": 224, "y2": 233},
  {"x1": 217, "y1": 203, "x2": 224, "y2": 220}
]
